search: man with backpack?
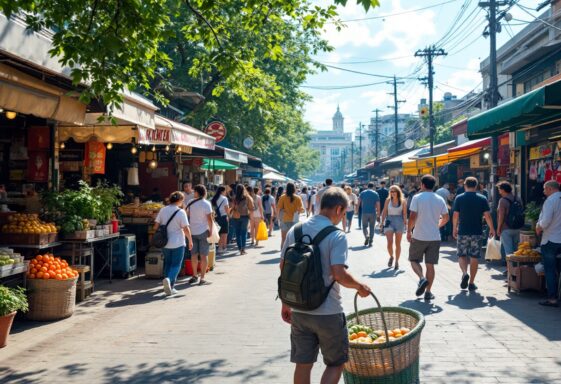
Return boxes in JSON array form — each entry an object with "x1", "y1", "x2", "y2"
[
  {"x1": 279, "y1": 187, "x2": 371, "y2": 384},
  {"x1": 497, "y1": 181, "x2": 524, "y2": 262}
]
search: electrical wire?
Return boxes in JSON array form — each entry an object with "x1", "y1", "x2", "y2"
[
  {"x1": 318, "y1": 55, "x2": 412, "y2": 65},
  {"x1": 334, "y1": 0, "x2": 461, "y2": 23},
  {"x1": 516, "y1": 3, "x2": 561, "y2": 31},
  {"x1": 301, "y1": 80, "x2": 390, "y2": 90},
  {"x1": 322, "y1": 64, "x2": 417, "y2": 80}
]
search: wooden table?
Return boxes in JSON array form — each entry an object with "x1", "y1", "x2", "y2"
[{"x1": 506, "y1": 254, "x2": 543, "y2": 293}]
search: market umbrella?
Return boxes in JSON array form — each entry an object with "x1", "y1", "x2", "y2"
[{"x1": 200, "y1": 158, "x2": 238, "y2": 170}]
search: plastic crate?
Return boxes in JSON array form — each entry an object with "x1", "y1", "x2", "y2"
[{"x1": 112, "y1": 235, "x2": 137, "y2": 276}]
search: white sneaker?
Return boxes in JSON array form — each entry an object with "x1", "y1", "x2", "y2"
[
  {"x1": 171, "y1": 288, "x2": 178, "y2": 295},
  {"x1": 162, "y1": 278, "x2": 172, "y2": 296}
]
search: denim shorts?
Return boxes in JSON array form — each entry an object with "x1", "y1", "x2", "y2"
[
  {"x1": 281, "y1": 221, "x2": 297, "y2": 232},
  {"x1": 384, "y1": 215, "x2": 405, "y2": 234},
  {"x1": 191, "y1": 232, "x2": 209, "y2": 256}
]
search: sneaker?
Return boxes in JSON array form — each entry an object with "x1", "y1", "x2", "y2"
[
  {"x1": 162, "y1": 278, "x2": 172, "y2": 296},
  {"x1": 171, "y1": 288, "x2": 178, "y2": 295},
  {"x1": 468, "y1": 283, "x2": 478, "y2": 291},
  {"x1": 424, "y1": 291, "x2": 435, "y2": 301},
  {"x1": 415, "y1": 278, "x2": 428, "y2": 296},
  {"x1": 188, "y1": 276, "x2": 199, "y2": 284},
  {"x1": 368, "y1": 239, "x2": 373, "y2": 247},
  {"x1": 364, "y1": 238, "x2": 369, "y2": 246},
  {"x1": 199, "y1": 279, "x2": 211, "y2": 286},
  {"x1": 460, "y1": 274, "x2": 469, "y2": 290}
]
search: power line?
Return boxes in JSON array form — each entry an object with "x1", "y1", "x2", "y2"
[
  {"x1": 516, "y1": 3, "x2": 561, "y2": 31},
  {"x1": 334, "y1": 0, "x2": 461, "y2": 23},
  {"x1": 301, "y1": 80, "x2": 390, "y2": 90},
  {"x1": 318, "y1": 55, "x2": 412, "y2": 65},
  {"x1": 322, "y1": 64, "x2": 416, "y2": 79}
]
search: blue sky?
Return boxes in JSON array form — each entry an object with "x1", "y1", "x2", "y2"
[{"x1": 304, "y1": 0, "x2": 543, "y2": 134}]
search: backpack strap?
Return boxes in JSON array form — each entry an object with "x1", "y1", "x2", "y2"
[
  {"x1": 164, "y1": 208, "x2": 181, "y2": 227},
  {"x1": 312, "y1": 225, "x2": 340, "y2": 246},
  {"x1": 294, "y1": 222, "x2": 304, "y2": 242}
]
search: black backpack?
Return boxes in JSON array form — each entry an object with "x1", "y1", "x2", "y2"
[
  {"x1": 278, "y1": 223, "x2": 340, "y2": 311},
  {"x1": 505, "y1": 197, "x2": 525, "y2": 229},
  {"x1": 152, "y1": 208, "x2": 181, "y2": 248}
]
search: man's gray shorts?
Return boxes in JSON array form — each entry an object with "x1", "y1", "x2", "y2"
[
  {"x1": 290, "y1": 312, "x2": 348, "y2": 366},
  {"x1": 191, "y1": 232, "x2": 209, "y2": 256}
]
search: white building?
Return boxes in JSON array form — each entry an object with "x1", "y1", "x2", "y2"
[
  {"x1": 367, "y1": 113, "x2": 419, "y2": 157},
  {"x1": 309, "y1": 106, "x2": 352, "y2": 181}
]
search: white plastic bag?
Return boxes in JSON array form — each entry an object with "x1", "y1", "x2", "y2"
[
  {"x1": 207, "y1": 221, "x2": 220, "y2": 244},
  {"x1": 485, "y1": 238, "x2": 502, "y2": 261}
]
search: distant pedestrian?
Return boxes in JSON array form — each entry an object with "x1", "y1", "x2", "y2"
[
  {"x1": 456, "y1": 179, "x2": 465, "y2": 196},
  {"x1": 309, "y1": 188, "x2": 317, "y2": 216},
  {"x1": 211, "y1": 186, "x2": 229, "y2": 253},
  {"x1": 280, "y1": 187, "x2": 371, "y2": 384},
  {"x1": 262, "y1": 188, "x2": 276, "y2": 236},
  {"x1": 452, "y1": 177, "x2": 495, "y2": 291},
  {"x1": 343, "y1": 186, "x2": 358, "y2": 233},
  {"x1": 248, "y1": 186, "x2": 264, "y2": 247},
  {"x1": 478, "y1": 182, "x2": 489, "y2": 201},
  {"x1": 407, "y1": 175, "x2": 449, "y2": 301},
  {"x1": 315, "y1": 179, "x2": 333, "y2": 215},
  {"x1": 182, "y1": 182, "x2": 194, "y2": 207},
  {"x1": 535, "y1": 181, "x2": 561, "y2": 307},
  {"x1": 154, "y1": 191, "x2": 193, "y2": 296},
  {"x1": 277, "y1": 182, "x2": 304, "y2": 249},
  {"x1": 299, "y1": 187, "x2": 310, "y2": 217},
  {"x1": 231, "y1": 184, "x2": 254, "y2": 255},
  {"x1": 358, "y1": 182, "x2": 380, "y2": 247},
  {"x1": 377, "y1": 181, "x2": 389, "y2": 210},
  {"x1": 380, "y1": 185, "x2": 407, "y2": 270},
  {"x1": 497, "y1": 181, "x2": 523, "y2": 261},
  {"x1": 436, "y1": 183, "x2": 451, "y2": 202},
  {"x1": 185, "y1": 185, "x2": 213, "y2": 286}
]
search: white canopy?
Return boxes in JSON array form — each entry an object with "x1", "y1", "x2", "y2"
[{"x1": 263, "y1": 171, "x2": 288, "y2": 181}]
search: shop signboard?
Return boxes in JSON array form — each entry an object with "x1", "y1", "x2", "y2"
[
  {"x1": 27, "y1": 151, "x2": 49, "y2": 182},
  {"x1": 27, "y1": 126, "x2": 50, "y2": 150},
  {"x1": 529, "y1": 144, "x2": 553, "y2": 160},
  {"x1": 224, "y1": 148, "x2": 248, "y2": 163},
  {"x1": 205, "y1": 121, "x2": 227, "y2": 143},
  {"x1": 138, "y1": 127, "x2": 171, "y2": 145},
  {"x1": 85, "y1": 141, "x2": 106, "y2": 174},
  {"x1": 172, "y1": 129, "x2": 214, "y2": 150}
]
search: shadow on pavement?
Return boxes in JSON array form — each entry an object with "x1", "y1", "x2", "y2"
[
  {"x1": 363, "y1": 268, "x2": 405, "y2": 279},
  {"x1": 257, "y1": 257, "x2": 281, "y2": 265},
  {"x1": 445, "y1": 291, "x2": 496, "y2": 310},
  {"x1": 399, "y1": 299, "x2": 443, "y2": 316},
  {"x1": 261, "y1": 250, "x2": 279, "y2": 255},
  {"x1": 0, "y1": 354, "x2": 290, "y2": 384}
]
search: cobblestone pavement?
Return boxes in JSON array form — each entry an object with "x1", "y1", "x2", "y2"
[{"x1": 1, "y1": 221, "x2": 561, "y2": 383}]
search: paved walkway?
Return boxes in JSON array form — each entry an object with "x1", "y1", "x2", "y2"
[{"x1": 1, "y1": 221, "x2": 561, "y2": 383}]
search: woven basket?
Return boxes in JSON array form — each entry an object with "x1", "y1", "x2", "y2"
[
  {"x1": 344, "y1": 293, "x2": 425, "y2": 384},
  {"x1": 26, "y1": 278, "x2": 78, "y2": 321}
]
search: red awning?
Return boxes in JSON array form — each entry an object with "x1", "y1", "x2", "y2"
[
  {"x1": 451, "y1": 118, "x2": 468, "y2": 136},
  {"x1": 448, "y1": 137, "x2": 491, "y2": 153}
]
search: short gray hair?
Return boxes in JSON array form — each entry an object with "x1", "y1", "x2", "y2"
[
  {"x1": 320, "y1": 187, "x2": 349, "y2": 210},
  {"x1": 544, "y1": 180, "x2": 560, "y2": 190}
]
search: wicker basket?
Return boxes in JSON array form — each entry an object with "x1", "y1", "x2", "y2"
[
  {"x1": 26, "y1": 278, "x2": 78, "y2": 321},
  {"x1": 344, "y1": 293, "x2": 425, "y2": 384}
]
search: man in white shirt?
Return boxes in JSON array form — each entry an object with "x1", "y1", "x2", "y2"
[
  {"x1": 182, "y1": 182, "x2": 195, "y2": 208},
  {"x1": 536, "y1": 181, "x2": 561, "y2": 307},
  {"x1": 315, "y1": 179, "x2": 333, "y2": 215},
  {"x1": 186, "y1": 184, "x2": 213, "y2": 285},
  {"x1": 407, "y1": 175, "x2": 449, "y2": 301},
  {"x1": 436, "y1": 184, "x2": 451, "y2": 201}
]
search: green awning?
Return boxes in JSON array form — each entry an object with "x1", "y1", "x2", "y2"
[
  {"x1": 467, "y1": 80, "x2": 561, "y2": 139},
  {"x1": 201, "y1": 158, "x2": 238, "y2": 170}
]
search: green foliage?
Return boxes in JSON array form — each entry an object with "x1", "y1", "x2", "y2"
[
  {"x1": 0, "y1": 286, "x2": 28, "y2": 317},
  {"x1": 525, "y1": 201, "x2": 542, "y2": 222}
]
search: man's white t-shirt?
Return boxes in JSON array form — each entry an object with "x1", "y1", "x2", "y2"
[
  {"x1": 410, "y1": 192, "x2": 448, "y2": 241},
  {"x1": 435, "y1": 187, "x2": 450, "y2": 202},
  {"x1": 187, "y1": 199, "x2": 212, "y2": 236},
  {"x1": 215, "y1": 195, "x2": 229, "y2": 216},
  {"x1": 300, "y1": 193, "x2": 309, "y2": 210},
  {"x1": 155, "y1": 205, "x2": 189, "y2": 249},
  {"x1": 315, "y1": 186, "x2": 329, "y2": 214}
]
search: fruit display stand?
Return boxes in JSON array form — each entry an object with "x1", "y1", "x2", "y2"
[
  {"x1": 119, "y1": 202, "x2": 162, "y2": 258},
  {"x1": 507, "y1": 242, "x2": 544, "y2": 293},
  {"x1": 344, "y1": 293, "x2": 425, "y2": 384},
  {"x1": 0, "y1": 249, "x2": 28, "y2": 284}
]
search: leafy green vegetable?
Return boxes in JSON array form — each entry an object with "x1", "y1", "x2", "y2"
[{"x1": 0, "y1": 286, "x2": 28, "y2": 317}]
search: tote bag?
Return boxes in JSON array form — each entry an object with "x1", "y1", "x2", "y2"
[{"x1": 485, "y1": 238, "x2": 502, "y2": 261}]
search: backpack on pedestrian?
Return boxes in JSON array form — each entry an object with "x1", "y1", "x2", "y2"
[
  {"x1": 151, "y1": 208, "x2": 181, "y2": 248},
  {"x1": 278, "y1": 223, "x2": 340, "y2": 311},
  {"x1": 504, "y1": 197, "x2": 525, "y2": 229}
]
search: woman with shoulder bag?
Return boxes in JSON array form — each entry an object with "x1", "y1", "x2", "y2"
[
  {"x1": 231, "y1": 185, "x2": 254, "y2": 255},
  {"x1": 211, "y1": 186, "x2": 229, "y2": 254},
  {"x1": 380, "y1": 185, "x2": 407, "y2": 270},
  {"x1": 153, "y1": 191, "x2": 193, "y2": 296},
  {"x1": 247, "y1": 186, "x2": 264, "y2": 247},
  {"x1": 277, "y1": 182, "x2": 304, "y2": 249}
]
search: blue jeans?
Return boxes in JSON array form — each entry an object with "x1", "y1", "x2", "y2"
[
  {"x1": 346, "y1": 211, "x2": 354, "y2": 231},
  {"x1": 233, "y1": 216, "x2": 250, "y2": 250},
  {"x1": 358, "y1": 206, "x2": 362, "y2": 228},
  {"x1": 500, "y1": 229, "x2": 520, "y2": 261},
  {"x1": 541, "y1": 241, "x2": 561, "y2": 299},
  {"x1": 162, "y1": 246, "x2": 185, "y2": 287}
]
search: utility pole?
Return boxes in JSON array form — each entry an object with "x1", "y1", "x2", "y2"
[
  {"x1": 372, "y1": 109, "x2": 382, "y2": 159},
  {"x1": 415, "y1": 46, "x2": 447, "y2": 156},
  {"x1": 480, "y1": 0, "x2": 511, "y2": 208},
  {"x1": 358, "y1": 122, "x2": 363, "y2": 169},
  {"x1": 387, "y1": 76, "x2": 405, "y2": 155},
  {"x1": 351, "y1": 141, "x2": 354, "y2": 171}
]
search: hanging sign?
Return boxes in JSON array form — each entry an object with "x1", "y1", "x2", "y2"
[
  {"x1": 529, "y1": 144, "x2": 553, "y2": 160},
  {"x1": 85, "y1": 141, "x2": 106, "y2": 174},
  {"x1": 205, "y1": 121, "x2": 227, "y2": 143},
  {"x1": 138, "y1": 127, "x2": 171, "y2": 145},
  {"x1": 28, "y1": 126, "x2": 50, "y2": 150},
  {"x1": 27, "y1": 151, "x2": 49, "y2": 182}
]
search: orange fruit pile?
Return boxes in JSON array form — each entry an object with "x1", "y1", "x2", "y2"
[{"x1": 27, "y1": 254, "x2": 78, "y2": 280}]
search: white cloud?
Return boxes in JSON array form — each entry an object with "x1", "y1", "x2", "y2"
[
  {"x1": 441, "y1": 59, "x2": 483, "y2": 95},
  {"x1": 304, "y1": 93, "x2": 341, "y2": 131}
]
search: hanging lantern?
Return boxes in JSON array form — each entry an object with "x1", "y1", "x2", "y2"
[
  {"x1": 148, "y1": 159, "x2": 158, "y2": 169},
  {"x1": 151, "y1": 145, "x2": 156, "y2": 152},
  {"x1": 60, "y1": 142, "x2": 66, "y2": 149},
  {"x1": 165, "y1": 145, "x2": 170, "y2": 152},
  {"x1": 106, "y1": 142, "x2": 113, "y2": 150},
  {"x1": 131, "y1": 146, "x2": 138, "y2": 155},
  {"x1": 5, "y1": 111, "x2": 16, "y2": 119}
]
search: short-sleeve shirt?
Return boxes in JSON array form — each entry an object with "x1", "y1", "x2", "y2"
[
  {"x1": 452, "y1": 192, "x2": 490, "y2": 236},
  {"x1": 377, "y1": 188, "x2": 389, "y2": 207},
  {"x1": 281, "y1": 215, "x2": 347, "y2": 315},
  {"x1": 187, "y1": 199, "x2": 212, "y2": 236},
  {"x1": 299, "y1": 193, "x2": 309, "y2": 210},
  {"x1": 498, "y1": 194, "x2": 518, "y2": 230},
  {"x1": 262, "y1": 194, "x2": 274, "y2": 214},
  {"x1": 214, "y1": 195, "x2": 229, "y2": 217},
  {"x1": 155, "y1": 205, "x2": 189, "y2": 249},
  {"x1": 410, "y1": 192, "x2": 448, "y2": 241},
  {"x1": 359, "y1": 189, "x2": 380, "y2": 215},
  {"x1": 346, "y1": 193, "x2": 358, "y2": 212},
  {"x1": 278, "y1": 195, "x2": 303, "y2": 223}
]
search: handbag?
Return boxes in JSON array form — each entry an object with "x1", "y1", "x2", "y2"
[
  {"x1": 484, "y1": 238, "x2": 501, "y2": 261},
  {"x1": 256, "y1": 220, "x2": 269, "y2": 241},
  {"x1": 152, "y1": 208, "x2": 181, "y2": 248},
  {"x1": 207, "y1": 221, "x2": 220, "y2": 244}
]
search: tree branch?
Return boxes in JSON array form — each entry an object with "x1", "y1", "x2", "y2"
[
  {"x1": 87, "y1": 0, "x2": 99, "y2": 35},
  {"x1": 184, "y1": 0, "x2": 223, "y2": 50}
]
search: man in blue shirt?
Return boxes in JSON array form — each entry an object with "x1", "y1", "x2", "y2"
[{"x1": 358, "y1": 182, "x2": 380, "y2": 247}]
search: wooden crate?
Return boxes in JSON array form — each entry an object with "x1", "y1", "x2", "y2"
[
  {"x1": 0, "y1": 233, "x2": 51, "y2": 245},
  {"x1": 63, "y1": 230, "x2": 95, "y2": 240}
]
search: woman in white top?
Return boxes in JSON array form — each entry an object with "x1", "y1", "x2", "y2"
[
  {"x1": 299, "y1": 187, "x2": 310, "y2": 217},
  {"x1": 343, "y1": 186, "x2": 358, "y2": 233},
  {"x1": 154, "y1": 191, "x2": 193, "y2": 296},
  {"x1": 380, "y1": 185, "x2": 407, "y2": 270},
  {"x1": 247, "y1": 186, "x2": 264, "y2": 246}
]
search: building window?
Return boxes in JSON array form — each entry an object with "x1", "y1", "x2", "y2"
[
  {"x1": 321, "y1": 146, "x2": 326, "y2": 155},
  {"x1": 330, "y1": 148, "x2": 340, "y2": 156}
]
